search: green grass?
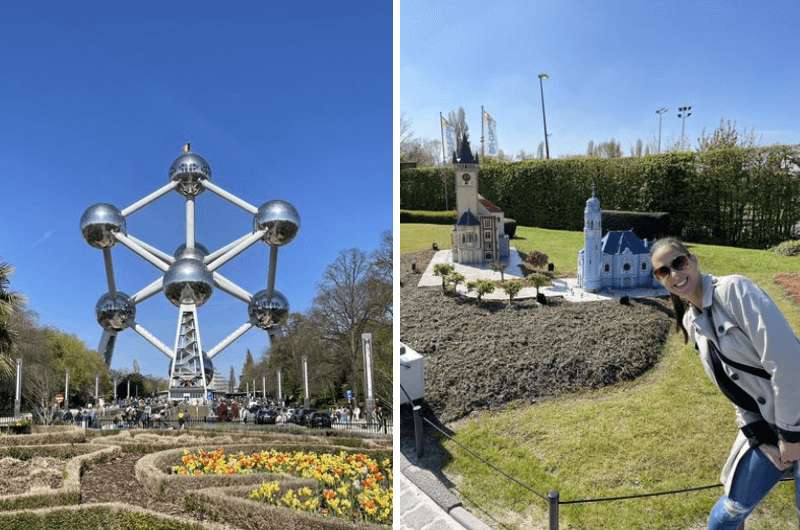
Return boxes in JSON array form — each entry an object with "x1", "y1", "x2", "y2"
[{"x1": 402, "y1": 222, "x2": 800, "y2": 529}]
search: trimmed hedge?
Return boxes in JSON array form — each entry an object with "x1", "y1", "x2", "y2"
[
  {"x1": 602, "y1": 210, "x2": 671, "y2": 240},
  {"x1": 0, "y1": 443, "x2": 119, "y2": 511},
  {"x1": 0, "y1": 428, "x2": 86, "y2": 446},
  {"x1": 401, "y1": 146, "x2": 800, "y2": 248},
  {"x1": 0, "y1": 502, "x2": 228, "y2": 530},
  {"x1": 400, "y1": 209, "x2": 457, "y2": 225},
  {"x1": 0, "y1": 443, "x2": 101, "y2": 460},
  {"x1": 185, "y1": 484, "x2": 383, "y2": 530}
]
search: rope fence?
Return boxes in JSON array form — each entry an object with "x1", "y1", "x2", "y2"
[{"x1": 412, "y1": 411, "x2": 793, "y2": 530}]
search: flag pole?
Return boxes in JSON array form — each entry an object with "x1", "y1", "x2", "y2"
[
  {"x1": 481, "y1": 105, "x2": 485, "y2": 161},
  {"x1": 440, "y1": 112, "x2": 449, "y2": 210}
]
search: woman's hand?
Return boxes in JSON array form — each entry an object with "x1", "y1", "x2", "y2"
[
  {"x1": 760, "y1": 444, "x2": 793, "y2": 470},
  {"x1": 779, "y1": 440, "x2": 800, "y2": 465}
]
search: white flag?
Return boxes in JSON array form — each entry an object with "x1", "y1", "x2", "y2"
[{"x1": 483, "y1": 110, "x2": 498, "y2": 156}]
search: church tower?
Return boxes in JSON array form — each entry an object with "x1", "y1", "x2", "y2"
[{"x1": 582, "y1": 183, "x2": 602, "y2": 292}]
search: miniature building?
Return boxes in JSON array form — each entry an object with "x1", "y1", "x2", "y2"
[
  {"x1": 577, "y1": 186, "x2": 659, "y2": 292},
  {"x1": 451, "y1": 135, "x2": 510, "y2": 264}
]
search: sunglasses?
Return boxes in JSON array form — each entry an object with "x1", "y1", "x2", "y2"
[{"x1": 653, "y1": 254, "x2": 690, "y2": 280}]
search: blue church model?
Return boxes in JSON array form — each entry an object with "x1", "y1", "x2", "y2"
[{"x1": 577, "y1": 186, "x2": 660, "y2": 292}]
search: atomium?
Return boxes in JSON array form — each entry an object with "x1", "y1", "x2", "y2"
[
  {"x1": 80, "y1": 204, "x2": 126, "y2": 249},
  {"x1": 248, "y1": 289, "x2": 289, "y2": 330},
  {"x1": 82, "y1": 144, "x2": 299, "y2": 402}
]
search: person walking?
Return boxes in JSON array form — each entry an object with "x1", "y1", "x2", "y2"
[{"x1": 650, "y1": 237, "x2": 800, "y2": 529}]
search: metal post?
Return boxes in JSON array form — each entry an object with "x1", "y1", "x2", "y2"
[
  {"x1": 113, "y1": 378, "x2": 117, "y2": 402},
  {"x1": 95, "y1": 373, "x2": 99, "y2": 401},
  {"x1": 252, "y1": 379, "x2": 256, "y2": 400},
  {"x1": 186, "y1": 197, "x2": 195, "y2": 249},
  {"x1": 361, "y1": 333, "x2": 375, "y2": 422},
  {"x1": 266, "y1": 245, "x2": 278, "y2": 298},
  {"x1": 127, "y1": 378, "x2": 131, "y2": 400},
  {"x1": 656, "y1": 107, "x2": 668, "y2": 154},
  {"x1": 548, "y1": 490, "x2": 559, "y2": 530},
  {"x1": 246, "y1": 381, "x2": 249, "y2": 398},
  {"x1": 302, "y1": 356, "x2": 310, "y2": 409},
  {"x1": 262, "y1": 375, "x2": 266, "y2": 400},
  {"x1": 538, "y1": 73, "x2": 550, "y2": 159},
  {"x1": 277, "y1": 369, "x2": 283, "y2": 404},
  {"x1": 64, "y1": 369, "x2": 69, "y2": 409},
  {"x1": 480, "y1": 105, "x2": 485, "y2": 160},
  {"x1": 439, "y1": 112, "x2": 449, "y2": 210},
  {"x1": 413, "y1": 405, "x2": 424, "y2": 457},
  {"x1": 14, "y1": 358, "x2": 22, "y2": 416}
]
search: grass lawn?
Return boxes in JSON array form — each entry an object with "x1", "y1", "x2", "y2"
[{"x1": 402, "y1": 223, "x2": 800, "y2": 530}]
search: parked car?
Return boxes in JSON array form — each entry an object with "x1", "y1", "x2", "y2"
[
  {"x1": 288, "y1": 408, "x2": 313, "y2": 426},
  {"x1": 308, "y1": 411, "x2": 332, "y2": 429},
  {"x1": 256, "y1": 408, "x2": 278, "y2": 425}
]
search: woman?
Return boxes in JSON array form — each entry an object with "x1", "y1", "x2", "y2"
[{"x1": 650, "y1": 237, "x2": 800, "y2": 528}]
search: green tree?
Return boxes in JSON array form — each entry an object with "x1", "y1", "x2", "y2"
[
  {"x1": 0, "y1": 261, "x2": 25, "y2": 379},
  {"x1": 467, "y1": 279, "x2": 495, "y2": 304},
  {"x1": 448, "y1": 272, "x2": 465, "y2": 293},
  {"x1": 527, "y1": 273, "x2": 550, "y2": 297},
  {"x1": 490, "y1": 260, "x2": 506, "y2": 282},
  {"x1": 433, "y1": 263, "x2": 455, "y2": 294},
  {"x1": 697, "y1": 118, "x2": 758, "y2": 152},
  {"x1": 499, "y1": 280, "x2": 523, "y2": 307}
]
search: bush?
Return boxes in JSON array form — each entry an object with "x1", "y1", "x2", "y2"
[
  {"x1": 771, "y1": 240, "x2": 800, "y2": 256},
  {"x1": 601, "y1": 210, "x2": 671, "y2": 241},
  {"x1": 401, "y1": 146, "x2": 800, "y2": 248},
  {"x1": 399, "y1": 210, "x2": 456, "y2": 225}
]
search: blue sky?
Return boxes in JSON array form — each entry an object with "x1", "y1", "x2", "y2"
[
  {"x1": 0, "y1": 3, "x2": 391, "y2": 380},
  {"x1": 401, "y1": 0, "x2": 800, "y2": 158}
]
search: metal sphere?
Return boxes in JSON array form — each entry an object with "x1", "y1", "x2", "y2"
[
  {"x1": 248, "y1": 289, "x2": 289, "y2": 329},
  {"x1": 173, "y1": 242, "x2": 209, "y2": 261},
  {"x1": 168, "y1": 152, "x2": 211, "y2": 198},
  {"x1": 254, "y1": 200, "x2": 300, "y2": 246},
  {"x1": 163, "y1": 258, "x2": 214, "y2": 307},
  {"x1": 95, "y1": 291, "x2": 135, "y2": 332},
  {"x1": 80, "y1": 203, "x2": 126, "y2": 249}
]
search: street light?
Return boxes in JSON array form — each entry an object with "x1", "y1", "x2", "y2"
[
  {"x1": 655, "y1": 107, "x2": 669, "y2": 153},
  {"x1": 677, "y1": 105, "x2": 693, "y2": 150},
  {"x1": 538, "y1": 73, "x2": 550, "y2": 159}
]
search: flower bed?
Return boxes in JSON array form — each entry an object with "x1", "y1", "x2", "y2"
[{"x1": 172, "y1": 448, "x2": 392, "y2": 525}]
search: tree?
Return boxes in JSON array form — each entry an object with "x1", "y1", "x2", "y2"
[
  {"x1": 400, "y1": 114, "x2": 443, "y2": 166},
  {"x1": 446, "y1": 107, "x2": 468, "y2": 142},
  {"x1": 132, "y1": 359, "x2": 140, "y2": 374},
  {"x1": 490, "y1": 260, "x2": 506, "y2": 282},
  {"x1": 240, "y1": 349, "x2": 255, "y2": 391},
  {"x1": 433, "y1": 263, "x2": 455, "y2": 294},
  {"x1": 448, "y1": 272, "x2": 465, "y2": 293},
  {"x1": 499, "y1": 280, "x2": 523, "y2": 306},
  {"x1": 0, "y1": 261, "x2": 25, "y2": 379},
  {"x1": 527, "y1": 273, "x2": 550, "y2": 297},
  {"x1": 467, "y1": 279, "x2": 495, "y2": 304},
  {"x1": 697, "y1": 118, "x2": 758, "y2": 152},
  {"x1": 586, "y1": 141, "x2": 595, "y2": 157}
]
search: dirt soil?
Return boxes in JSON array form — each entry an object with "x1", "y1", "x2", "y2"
[
  {"x1": 401, "y1": 250, "x2": 673, "y2": 422},
  {"x1": 81, "y1": 453, "x2": 198, "y2": 519},
  {"x1": 0, "y1": 456, "x2": 64, "y2": 494},
  {"x1": 774, "y1": 273, "x2": 800, "y2": 304}
]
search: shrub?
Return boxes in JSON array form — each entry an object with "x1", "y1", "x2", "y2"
[
  {"x1": 498, "y1": 280, "x2": 523, "y2": 306},
  {"x1": 467, "y1": 280, "x2": 496, "y2": 304},
  {"x1": 771, "y1": 240, "x2": 800, "y2": 256},
  {"x1": 432, "y1": 263, "x2": 455, "y2": 294},
  {"x1": 602, "y1": 210, "x2": 671, "y2": 241},
  {"x1": 399, "y1": 210, "x2": 456, "y2": 224},
  {"x1": 503, "y1": 218, "x2": 517, "y2": 238}
]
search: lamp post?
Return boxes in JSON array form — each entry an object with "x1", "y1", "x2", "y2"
[
  {"x1": 302, "y1": 356, "x2": 310, "y2": 409},
  {"x1": 656, "y1": 107, "x2": 669, "y2": 153},
  {"x1": 14, "y1": 358, "x2": 22, "y2": 417},
  {"x1": 362, "y1": 333, "x2": 376, "y2": 423},
  {"x1": 677, "y1": 105, "x2": 693, "y2": 150},
  {"x1": 538, "y1": 73, "x2": 551, "y2": 159}
]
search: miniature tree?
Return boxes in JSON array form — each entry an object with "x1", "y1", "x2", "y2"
[
  {"x1": 499, "y1": 280, "x2": 523, "y2": 307},
  {"x1": 490, "y1": 260, "x2": 506, "y2": 282},
  {"x1": 448, "y1": 272, "x2": 465, "y2": 294},
  {"x1": 520, "y1": 250, "x2": 550, "y2": 277},
  {"x1": 468, "y1": 279, "x2": 496, "y2": 305},
  {"x1": 527, "y1": 273, "x2": 550, "y2": 297},
  {"x1": 433, "y1": 263, "x2": 455, "y2": 294}
]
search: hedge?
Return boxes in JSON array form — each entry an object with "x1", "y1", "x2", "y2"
[
  {"x1": 400, "y1": 209, "x2": 457, "y2": 224},
  {"x1": 0, "y1": 502, "x2": 228, "y2": 530},
  {"x1": 0, "y1": 443, "x2": 102, "y2": 460},
  {"x1": 0, "y1": 428, "x2": 85, "y2": 446},
  {"x1": 602, "y1": 210, "x2": 671, "y2": 240},
  {"x1": 400, "y1": 146, "x2": 800, "y2": 248},
  {"x1": 185, "y1": 484, "x2": 383, "y2": 530}
]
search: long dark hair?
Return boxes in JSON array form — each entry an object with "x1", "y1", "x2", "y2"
[{"x1": 650, "y1": 237, "x2": 693, "y2": 344}]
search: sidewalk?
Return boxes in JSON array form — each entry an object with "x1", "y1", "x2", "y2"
[{"x1": 397, "y1": 471, "x2": 467, "y2": 530}]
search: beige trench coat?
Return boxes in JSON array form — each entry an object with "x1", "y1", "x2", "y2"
[{"x1": 683, "y1": 274, "x2": 800, "y2": 494}]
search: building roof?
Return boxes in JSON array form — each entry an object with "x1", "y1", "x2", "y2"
[
  {"x1": 601, "y1": 230, "x2": 649, "y2": 255},
  {"x1": 456, "y1": 210, "x2": 480, "y2": 226},
  {"x1": 478, "y1": 195, "x2": 503, "y2": 213}
]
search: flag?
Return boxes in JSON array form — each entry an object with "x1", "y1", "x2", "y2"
[
  {"x1": 440, "y1": 115, "x2": 457, "y2": 162},
  {"x1": 483, "y1": 110, "x2": 498, "y2": 156}
]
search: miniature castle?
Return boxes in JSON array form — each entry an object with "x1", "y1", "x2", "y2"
[
  {"x1": 577, "y1": 186, "x2": 659, "y2": 292},
  {"x1": 450, "y1": 134, "x2": 510, "y2": 264}
]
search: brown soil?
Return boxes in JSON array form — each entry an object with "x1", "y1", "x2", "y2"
[
  {"x1": 80, "y1": 453, "x2": 197, "y2": 519},
  {"x1": 0, "y1": 456, "x2": 64, "y2": 494},
  {"x1": 774, "y1": 273, "x2": 800, "y2": 304},
  {"x1": 400, "y1": 250, "x2": 673, "y2": 422}
]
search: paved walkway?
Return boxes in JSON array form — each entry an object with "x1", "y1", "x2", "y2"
[
  {"x1": 418, "y1": 249, "x2": 666, "y2": 302},
  {"x1": 397, "y1": 471, "x2": 467, "y2": 530}
]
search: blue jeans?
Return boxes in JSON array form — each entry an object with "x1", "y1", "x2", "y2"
[{"x1": 708, "y1": 446, "x2": 799, "y2": 529}]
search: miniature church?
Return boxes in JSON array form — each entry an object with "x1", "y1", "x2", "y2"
[
  {"x1": 577, "y1": 185, "x2": 660, "y2": 292},
  {"x1": 451, "y1": 134, "x2": 510, "y2": 264}
]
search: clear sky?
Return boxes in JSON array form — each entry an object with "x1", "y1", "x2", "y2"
[
  {"x1": 0, "y1": 3, "x2": 391, "y2": 381},
  {"x1": 401, "y1": 0, "x2": 800, "y2": 158}
]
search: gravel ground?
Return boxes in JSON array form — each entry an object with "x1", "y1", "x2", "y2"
[
  {"x1": 0, "y1": 456, "x2": 64, "y2": 494},
  {"x1": 401, "y1": 250, "x2": 673, "y2": 422}
]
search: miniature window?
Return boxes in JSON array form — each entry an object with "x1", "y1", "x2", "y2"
[
  {"x1": 485, "y1": 241, "x2": 493, "y2": 250},
  {"x1": 485, "y1": 252, "x2": 493, "y2": 260},
  {"x1": 623, "y1": 263, "x2": 631, "y2": 271},
  {"x1": 641, "y1": 263, "x2": 647, "y2": 270},
  {"x1": 482, "y1": 218, "x2": 492, "y2": 228},
  {"x1": 604, "y1": 264, "x2": 610, "y2": 272},
  {"x1": 484, "y1": 230, "x2": 492, "y2": 240}
]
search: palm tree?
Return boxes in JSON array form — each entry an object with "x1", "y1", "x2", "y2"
[
  {"x1": 0, "y1": 261, "x2": 25, "y2": 379},
  {"x1": 467, "y1": 279, "x2": 496, "y2": 305}
]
